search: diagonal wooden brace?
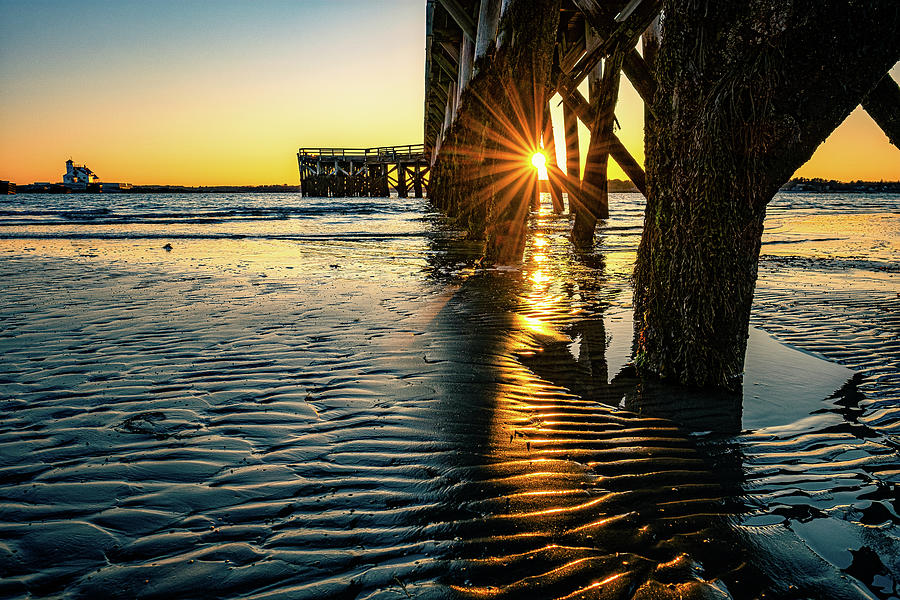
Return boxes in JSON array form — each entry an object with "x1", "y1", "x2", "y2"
[
  {"x1": 565, "y1": 0, "x2": 661, "y2": 93},
  {"x1": 569, "y1": 0, "x2": 657, "y2": 105},
  {"x1": 862, "y1": 73, "x2": 900, "y2": 149},
  {"x1": 557, "y1": 84, "x2": 647, "y2": 196}
]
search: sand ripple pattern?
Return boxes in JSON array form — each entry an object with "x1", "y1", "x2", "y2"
[
  {"x1": 0, "y1": 256, "x2": 461, "y2": 599},
  {"x1": 2, "y1": 192, "x2": 899, "y2": 599},
  {"x1": 0, "y1": 246, "x2": 747, "y2": 600}
]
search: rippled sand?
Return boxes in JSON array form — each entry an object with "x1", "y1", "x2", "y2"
[{"x1": 1, "y1": 194, "x2": 898, "y2": 599}]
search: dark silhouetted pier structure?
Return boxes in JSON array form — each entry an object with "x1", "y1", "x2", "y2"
[
  {"x1": 421, "y1": 0, "x2": 899, "y2": 388},
  {"x1": 297, "y1": 145, "x2": 429, "y2": 198},
  {"x1": 424, "y1": 0, "x2": 898, "y2": 238},
  {"x1": 425, "y1": 0, "x2": 657, "y2": 229}
]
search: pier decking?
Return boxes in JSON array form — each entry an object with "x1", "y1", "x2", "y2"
[{"x1": 297, "y1": 144, "x2": 429, "y2": 198}]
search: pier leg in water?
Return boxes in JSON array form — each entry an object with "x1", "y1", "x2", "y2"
[
  {"x1": 541, "y1": 105, "x2": 565, "y2": 213},
  {"x1": 397, "y1": 164, "x2": 409, "y2": 198},
  {"x1": 633, "y1": 0, "x2": 900, "y2": 389},
  {"x1": 561, "y1": 100, "x2": 580, "y2": 216},
  {"x1": 428, "y1": 0, "x2": 560, "y2": 263},
  {"x1": 573, "y1": 44, "x2": 623, "y2": 246},
  {"x1": 413, "y1": 163, "x2": 424, "y2": 198}
]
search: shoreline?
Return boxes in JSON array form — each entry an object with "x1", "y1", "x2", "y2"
[
  {"x1": 11, "y1": 184, "x2": 303, "y2": 194},
  {"x1": 5, "y1": 177, "x2": 900, "y2": 195}
]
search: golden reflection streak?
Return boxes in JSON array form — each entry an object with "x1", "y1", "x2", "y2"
[
  {"x1": 498, "y1": 470, "x2": 579, "y2": 480},
  {"x1": 502, "y1": 489, "x2": 588, "y2": 498},
  {"x1": 451, "y1": 557, "x2": 618, "y2": 597},
  {"x1": 511, "y1": 495, "x2": 610, "y2": 519},
  {"x1": 466, "y1": 545, "x2": 564, "y2": 565},
  {"x1": 568, "y1": 513, "x2": 636, "y2": 533},
  {"x1": 468, "y1": 196, "x2": 634, "y2": 597},
  {"x1": 557, "y1": 573, "x2": 627, "y2": 600}
]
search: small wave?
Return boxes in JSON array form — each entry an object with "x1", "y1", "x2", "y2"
[
  {"x1": 770, "y1": 192, "x2": 900, "y2": 213},
  {"x1": 0, "y1": 208, "x2": 112, "y2": 217},
  {"x1": 0, "y1": 231, "x2": 429, "y2": 241},
  {"x1": 0, "y1": 202, "x2": 417, "y2": 224},
  {"x1": 761, "y1": 237, "x2": 845, "y2": 245},
  {"x1": 598, "y1": 225, "x2": 643, "y2": 232},
  {"x1": 760, "y1": 254, "x2": 900, "y2": 273}
]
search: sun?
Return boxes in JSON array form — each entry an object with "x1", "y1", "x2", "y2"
[{"x1": 530, "y1": 151, "x2": 549, "y2": 181}]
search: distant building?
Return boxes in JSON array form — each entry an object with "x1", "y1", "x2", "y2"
[
  {"x1": 62, "y1": 159, "x2": 98, "y2": 189},
  {"x1": 58, "y1": 159, "x2": 131, "y2": 192}
]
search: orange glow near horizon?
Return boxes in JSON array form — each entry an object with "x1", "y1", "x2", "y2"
[
  {"x1": 0, "y1": 4, "x2": 896, "y2": 187},
  {"x1": 0, "y1": 2, "x2": 425, "y2": 187}
]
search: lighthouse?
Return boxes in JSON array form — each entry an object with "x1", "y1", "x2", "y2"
[{"x1": 62, "y1": 159, "x2": 98, "y2": 189}]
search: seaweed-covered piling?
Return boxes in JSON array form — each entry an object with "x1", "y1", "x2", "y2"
[
  {"x1": 632, "y1": 1, "x2": 900, "y2": 388},
  {"x1": 427, "y1": 0, "x2": 560, "y2": 262}
]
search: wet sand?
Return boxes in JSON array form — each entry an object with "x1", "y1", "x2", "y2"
[{"x1": 1, "y1": 193, "x2": 898, "y2": 599}]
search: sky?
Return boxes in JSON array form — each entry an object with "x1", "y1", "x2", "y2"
[{"x1": 0, "y1": 0, "x2": 897, "y2": 186}]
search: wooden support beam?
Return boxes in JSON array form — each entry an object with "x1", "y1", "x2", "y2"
[
  {"x1": 862, "y1": 73, "x2": 900, "y2": 149},
  {"x1": 622, "y1": 50, "x2": 656, "y2": 105},
  {"x1": 570, "y1": 0, "x2": 657, "y2": 105},
  {"x1": 474, "y1": 0, "x2": 502, "y2": 65},
  {"x1": 559, "y1": 85, "x2": 646, "y2": 196},
  {"x1": 577, "y1": 77, "x2": 618, "y2": 238},
  {"x1": 614, "y1": 0, "x2": 644, "y2": 23},
  {"x1": 380, "y1": 164, "x2": 390, "y2": 197},
  {"x1": 541, "y1": 106, "x2": 565, "y2": 213},
  {"x1": 562, "y1": 0, "x2": 661, "y2": 95},
  {"x1": 425, "y1": 0, "x2": 435, "y2": 107},
  {"x1": 432, "y1": 78, "x2": 450, "y2": 104},
  {"x1": 576, "y1": 44, "x2": 625, "y2": 242},
  {"x1": 367, "y1": 165, "x2": 377, "y2": 197},
  {"x1": 436, "y1": 0, "x2": 477, "y2": 41},
  {"x1": 586, "y1": 23, "x2": 602, "y2": 103},
  {"x1": 443, "y1": 81, "x2": 456, "y2": 133},
  {"x1": 413, "y1": 163, "x2": 425, "y2": 198},
  {"x1": 438, "y1": 40, "x2": 461, "y2": 65},
  {"x1": 560, "y1": 13, "x2": 586, "y2": 73},
  {"x1": 457, "y1": 35, "x2": 474, "y2": 110},
  {"x1": 560, "y1": 33, "x2": 586, "y2": 75},
  {"x1": 397, "y1": 164, "x2": 409, "y2": 198},
  {"x1": 432, "y1": 50, "x2": 458, "y2": 82},
  {"x1": 563, "y1": 102, "x2": 580, "y2": 181}
]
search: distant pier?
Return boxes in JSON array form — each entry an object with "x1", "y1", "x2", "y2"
[{"x1": 297, "y1": 144, "x2": 429, "y2": 198}]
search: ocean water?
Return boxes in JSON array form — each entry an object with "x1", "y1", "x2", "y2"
[{"x1": 0, "y1": 191, "x2": 898, "y2": 599}]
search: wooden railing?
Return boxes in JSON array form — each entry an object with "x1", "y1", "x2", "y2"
[{"x1": 297, "y1": 144, "x2": 426, "y2": 163}]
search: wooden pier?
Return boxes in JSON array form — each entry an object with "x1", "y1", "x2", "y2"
[
  {"x1": 421, "y1": 0, "x2": 900, "y2": 388},
  {"x1": 297, "y1": 144, "x2": 429, "y2": 198}
]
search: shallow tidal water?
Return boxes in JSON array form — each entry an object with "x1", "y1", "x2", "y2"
[{"x1": 0, "y1": 191, "x2": 898, "y2": 599}]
